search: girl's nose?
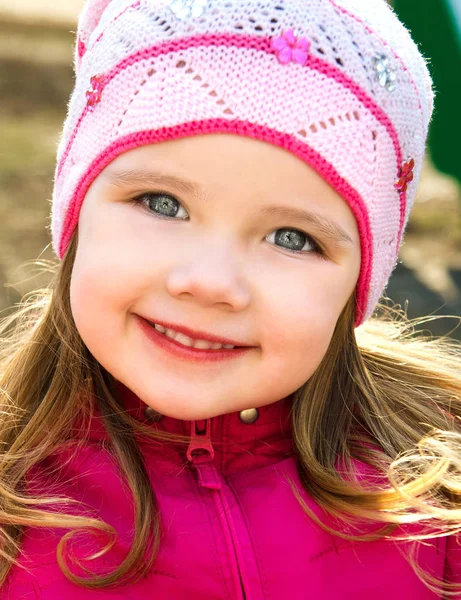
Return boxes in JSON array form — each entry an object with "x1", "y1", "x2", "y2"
[{"x1": 165, "y1": 242, "x2": 251, "y2": 310}]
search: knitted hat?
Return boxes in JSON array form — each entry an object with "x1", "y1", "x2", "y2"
[{"x1": 51, "y1": 0, "x2": 434, "y2": 326}]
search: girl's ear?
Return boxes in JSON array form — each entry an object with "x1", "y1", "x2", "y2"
[{"x1": 75, "y1": 0, "x2": 113, "y2": 73}]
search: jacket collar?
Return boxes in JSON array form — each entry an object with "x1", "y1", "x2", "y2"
[{"x1": 119, "y1": 383, "x2": 295, "y2": 471}]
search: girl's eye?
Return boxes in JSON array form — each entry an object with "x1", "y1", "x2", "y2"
[
  {"x1": 266, "y1": 229, "x2": 326, "y2": 258},
  {"x1": 132, "y1": 192, "x2": 326, "y2": 258},
  {"x1": 133, "y1": 192, "x2": 189, "y2": 220}
]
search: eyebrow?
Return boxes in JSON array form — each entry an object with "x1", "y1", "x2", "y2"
[
  {"x1": 104, "y1": 168, "x2": 200, "y2": 196},
  {"x1": 104, "y1": 168, "x2": 355, "y2": 247},
  {"x1": 256, "y1": 206, "x2": 354, "y2": 247}
]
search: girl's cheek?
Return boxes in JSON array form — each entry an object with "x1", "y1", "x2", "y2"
[{"x1": 69, "y1": 270, "x2": 93, "y2": 339}]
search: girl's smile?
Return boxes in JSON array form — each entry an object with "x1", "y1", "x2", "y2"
[
  {"x1": 135, "y1": 314, "x2": 255, "y2": 363},
  {"x1": 70, "y1": 133, "x2": 361, "y2": 420},
  {"x1": 138, "y1": 315, "x2": 254, "y2": 347}
]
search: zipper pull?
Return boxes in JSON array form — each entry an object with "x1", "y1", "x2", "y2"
[{"x1": 187, "y1": 419, "x2": 221, "y2": 490}]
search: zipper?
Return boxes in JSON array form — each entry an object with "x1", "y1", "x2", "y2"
[
  {"x1": 187, "y1": 419, "x2": 248, "y2": 600},
  {"x1": 186, "y1": 419, "x2": 221, "y2": 489}
]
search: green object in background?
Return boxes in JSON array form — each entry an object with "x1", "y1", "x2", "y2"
[{"x1": 393, "y1": 0, "x2": 461, "y2": 187}]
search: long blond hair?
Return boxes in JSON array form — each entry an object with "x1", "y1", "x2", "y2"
[{"x1": 1, "y1": 232, "x2": 461, "y2": 596}]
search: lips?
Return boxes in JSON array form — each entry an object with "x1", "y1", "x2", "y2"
[
  {"x1": 141, "y1": 317, "x2": 250, "y2": 348},
  {"x1": 136, "y1": 315, "x2": 253, "y2": 363},
  {"x1": 150, "y1": 322, "x2": 236, "y2": 350}
]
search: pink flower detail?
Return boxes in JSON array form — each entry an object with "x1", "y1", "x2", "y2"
[
  {"x1": 271, "y1": 28, "x2": 311, "y2": 66},
  {"x1": 78, "y1": 37, "x2": 86, "y2": 60},
  {"x1": 394, "y1": 158, "x2": 415, "y2": 193},
  {"x1": 86, "y1": 74, "x2": 106, "y2": 111}
]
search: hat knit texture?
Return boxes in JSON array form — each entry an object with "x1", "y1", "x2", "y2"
[{"x1": 52, "y1": 0, "x2": 434, "y2": 326}]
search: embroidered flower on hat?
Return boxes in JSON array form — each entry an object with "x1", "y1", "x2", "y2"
[
  {"x1": 373, "y1": 54, "x2": 397, "y2": 92},
  {"x1": 395, "y1": 158, "x2": 415, "y2": 193},
  {"x1": 271, "y1": 29, "x2": 311, "y2": 66},
  {"x1": 86, "y1": 74, "x2": 106, "y2": 111},
  {"x1": 77, "y1": 38, "x2": 86, "y2": 61},
  {"x1": 169, "y1": 0, "x2": 208, "y2": 20}
]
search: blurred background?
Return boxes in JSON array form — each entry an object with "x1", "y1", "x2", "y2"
[{"x1": 0, "y1": 0, "x2": 460, "y2": 337}]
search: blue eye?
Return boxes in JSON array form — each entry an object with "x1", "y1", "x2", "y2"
[
  {"x1": 132, "y1": 192, "x2": 326, "y2": 258},
  {"x1": 133, "y1": 192, "x2": 188, "y2": 219},
  {"x1": 266, "y1": 228, "x2": 326, "y2": 258}
]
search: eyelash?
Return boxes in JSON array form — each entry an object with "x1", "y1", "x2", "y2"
[{"x1": 131, "y1": 192, "x2": 328, "y2": 259}]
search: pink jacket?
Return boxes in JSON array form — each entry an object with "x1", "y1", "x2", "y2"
[{"x1": 2, "y1": 384, "x2": 460, "y2": 599}]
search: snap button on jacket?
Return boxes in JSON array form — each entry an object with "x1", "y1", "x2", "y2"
[{"x1": 2, "y1": 384, "x2": 459, "y2": 599}]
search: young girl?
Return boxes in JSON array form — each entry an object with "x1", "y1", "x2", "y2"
[{"x1": 1, "y1": 0, "x2": 461, "y2": 597}]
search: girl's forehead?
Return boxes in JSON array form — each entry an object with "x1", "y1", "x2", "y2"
[{"x1": 103, "y1": 134, "x2": 344, "y2": 197}]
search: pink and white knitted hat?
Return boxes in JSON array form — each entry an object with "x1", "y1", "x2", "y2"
[{"x1": 51, "y1": 0, "x2": 434, "y2": 326}]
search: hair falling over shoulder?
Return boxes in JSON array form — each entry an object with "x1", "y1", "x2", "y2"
[{"x1": 1, "y1": 233, "x2": 461, "y2": 596}]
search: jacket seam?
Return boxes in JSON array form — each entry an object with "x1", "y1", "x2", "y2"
[
  {"x1": 227, "y1": 477, "x2": 271, "y2": 600},
  {"x1": 186, "y1": 465, "x2": 233, "y2": 600}
]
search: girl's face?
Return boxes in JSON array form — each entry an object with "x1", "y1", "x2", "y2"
[{"x1": 71, "y1": 134, "x2": 361, "y2": 420}]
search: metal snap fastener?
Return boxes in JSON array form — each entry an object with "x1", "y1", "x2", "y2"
[
  {"x1": 144, "y1": 406, "x2": 164, "y2": 423},
  {"x1": 239, "y1": 408, "x2": 259, "y2": 424}
]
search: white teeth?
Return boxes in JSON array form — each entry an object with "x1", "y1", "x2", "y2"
[
  {"x1": 194, "y1": 339, "x2": 214, "y2": 349},
  {"x1": 164, "y1": 328, "x2": 178, "y2": 341},
  {"x1": 174, "y1": 332, "x2": 195, "y2": 347},
  {"x1": 152, "y1": 323, "x2": 235, "y2": 350}
]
